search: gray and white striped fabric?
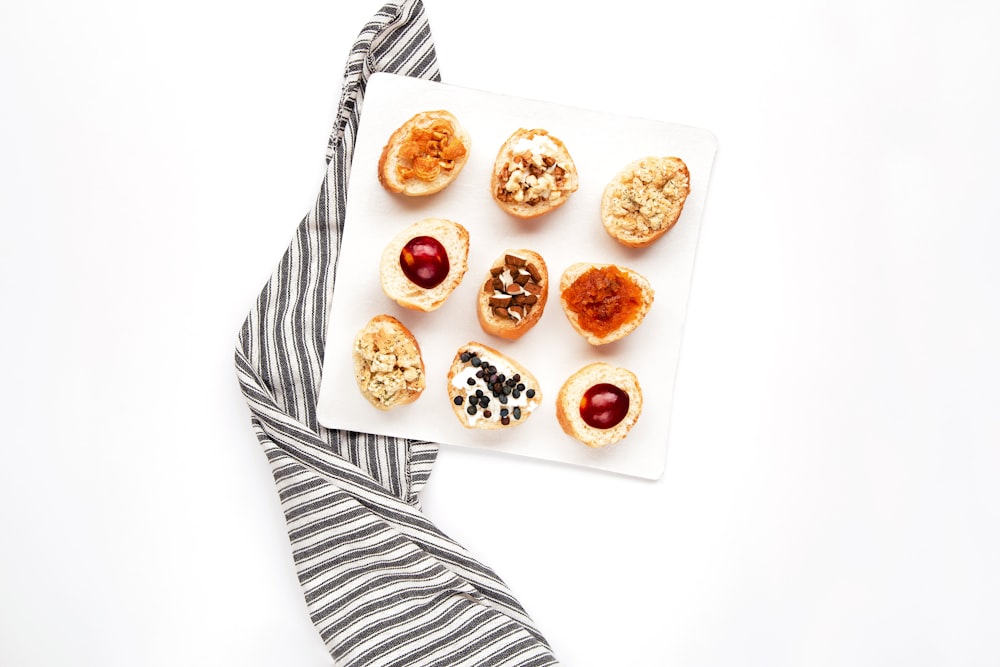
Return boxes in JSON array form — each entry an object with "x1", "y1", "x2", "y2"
[{"x1": 234, "y1": 1, "x2": 559, "y2": 664}]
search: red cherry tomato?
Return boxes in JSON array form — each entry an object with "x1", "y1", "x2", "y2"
[
  {"x1": 400, "y1": 236, "x2": 449, "y2": 289},
  {"x1": 579, "y1": 383, "x2": 629, "y2": 429}
]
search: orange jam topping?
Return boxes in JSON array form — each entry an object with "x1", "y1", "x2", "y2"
[{"x1": 563, "y1": 266, "x2": 644, "y2": 338}]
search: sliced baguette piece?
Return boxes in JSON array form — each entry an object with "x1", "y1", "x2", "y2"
[
  {"x1": 490, "y1": 128, "x2": 579, "y2": 219},
  {"x1": 352, "y1": 314, "x2": 426, "y2": 410},
  {"x1": 447, "y1": 342, "x2": 542, "y2": 430},
  {"x1": 556, "y1": 362, "x2": 642, "y2": 448},
  {"x1": 477, "y1": 249, "x2": 549, "y2": 340},
  {"x1": 601, "y1": 156, "x2": 690, "y2": 247},
  {"x1": 377, "y1": 110, "x2": 471, "y2": 196},
  {"x1": 559, "y1": 262, "x2": 654, "y2": 345},
  {"x1": 380, "y1": 218, "x2": 469, "y2": 312}
]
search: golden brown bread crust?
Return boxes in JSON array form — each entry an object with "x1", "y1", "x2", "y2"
[
  {"x1": 352, "y1": 314, "x2": 426, "y2": 410},
  {"x1": 558, "y1": 262, "x2": 654, "y2": 345},
  {"x1": 601, "y1": 156, "x2": 690, "y2": 247},
  {"x1": 555, "y1": 362, "x2": 642, "y2": 448},
  {"x1": 476, "y1": 249, "x2": 549, "y2": 340},
  {"x1": 378, "y1": 110, "x2": 471, "y2": 196},
  {"x1": 490, "y1": 128, "x2": 579, "y2": 219},
  {"x1": 446, "y1": 342, "x2": 542, "y2": 430}
]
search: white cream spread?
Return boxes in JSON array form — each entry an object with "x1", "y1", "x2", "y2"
[{"x1": 450, "y1": 357, "x2": 540, "y2": 427}]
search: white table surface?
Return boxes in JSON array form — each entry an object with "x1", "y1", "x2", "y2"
[{"x1": 3, "y1": 1, "x2": 998, "y2": 665}]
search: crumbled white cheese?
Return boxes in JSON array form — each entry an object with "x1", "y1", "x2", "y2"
[{"x1": 512, "y1": 134, "x2": 558, "y2": 158}]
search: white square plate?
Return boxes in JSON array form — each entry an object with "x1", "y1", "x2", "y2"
[{"x1": 316, "y1": 73, "x2": 716, "y2": 479}]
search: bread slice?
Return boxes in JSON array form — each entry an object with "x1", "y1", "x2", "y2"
[
  {"x1": 380, "y1": 218, "x2": 469, "y2": 312},
  {"x1": 559, "y1": 262, "x2": 654, "y2": 345},
  {"x1": 352, "y1": 315, "x2": 426, "y2": 410},
  {"x1": 490, "y1": 128, "x2": 579, "y2": 219},
  {"x1": 377, "y1": 110, "x2": 471, "y2": 196},
  {"x1": 477, "y1": 249, "x2": 548, "y2": 340},
  {"x1": 447, "y1": 342, "x2": 542, "y2": 430},
  {"x1": 556, "y1": 363, "x2": 642, "y2": 448},
  {"x1": 601, "y1": 156, "x2": 690, "y2": 247}
]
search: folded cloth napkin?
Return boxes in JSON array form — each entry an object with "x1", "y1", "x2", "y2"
[{"x1": 234, "y1": 1, "x2": 559, "y2": 664}]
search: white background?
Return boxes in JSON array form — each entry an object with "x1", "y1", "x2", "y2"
[{"x1": 2, "y1": 1, "x2": 998, "y2": 665}]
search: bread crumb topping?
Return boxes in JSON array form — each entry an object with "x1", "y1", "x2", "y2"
[
  {"x1": 606, "y1": 158, "x2": 690, "y2": 237},
  {"x1": 354, "y1": 325, "x2": 423, "y2": 404}
]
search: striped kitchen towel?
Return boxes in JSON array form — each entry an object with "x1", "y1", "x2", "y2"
[{"x1": 234, "y1": 1, "x2": 559, "y2": 665}]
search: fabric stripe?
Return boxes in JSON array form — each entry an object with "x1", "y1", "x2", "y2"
[{"x1": 234, "y1": 1, "x2": 558, "y2": 664}]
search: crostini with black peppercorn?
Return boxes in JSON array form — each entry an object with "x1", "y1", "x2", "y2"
[{"x1": 446, "y1": 342, "x2": 542, "y2": 429}]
